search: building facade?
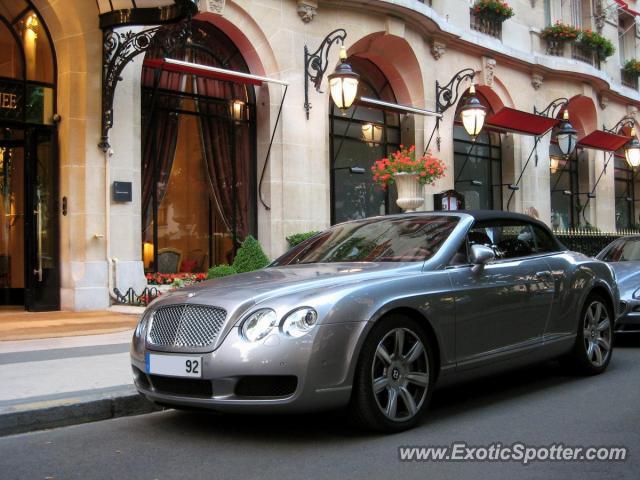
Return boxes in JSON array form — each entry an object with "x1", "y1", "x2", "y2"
[{"x1": 0, "y1": 0, "x2": 639, "y2": 311}]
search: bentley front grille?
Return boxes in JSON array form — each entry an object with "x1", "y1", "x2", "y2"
[{"x1": 147, "y1": 305, "x2": 227, "y2": 348}]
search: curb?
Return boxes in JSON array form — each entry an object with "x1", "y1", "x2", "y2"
[{"x1": 0, "y1": 387, "x2": 161, "y2": 437}]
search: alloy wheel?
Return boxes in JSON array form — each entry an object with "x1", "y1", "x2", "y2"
[
  {"x1": 371, "y1": 327, "x2": 429, "y2": 422},
  {"x1": 582, "y1": 300, "x2": 612, "y2": 368}
]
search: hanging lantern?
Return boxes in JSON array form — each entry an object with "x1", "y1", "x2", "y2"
[
  {"x1": 625, "y1": 127, "x2": 640, "y2": 168},
  {"x1": 556, "y1": 110, "x2": 578, "y2": 157},
  {"x1": 459, "y1": 84, "x2": 487, "y2": 140},
  {"x1": 230, "y1": 100, "x2": 246, "y2": 122},
  {"x1": 361, "y1": 123, "x2": 383, "y2": 146},
  {"x1": 328, "y1": 46, "x2": 360, "y2": 112}
]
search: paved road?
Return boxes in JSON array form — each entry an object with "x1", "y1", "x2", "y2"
[{"x1": 1, "y1": 336, "x2": 639, "y2": 480}]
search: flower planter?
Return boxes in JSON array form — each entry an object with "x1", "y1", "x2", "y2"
[{"x1": 393, "y1": 173, "x2": 424, "y2": 212}]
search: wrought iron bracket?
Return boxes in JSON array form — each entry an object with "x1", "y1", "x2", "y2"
[
  {"x1": 435, "y1": 68, "x2": 476, "y2": 115},
  {"x1": 425, "y1": 68, "x2": 476, "y2": 153},
  {"x1": 603, "y1": 117, "x2": 636, "y2": 134},
  {"x1": 534, "y1": 97, "x2": 569, "y2": 119},
  {"x1": 304, "y1": 28, "x2": 347, "y2": 119},
  {"x1": 99, "y1": 21, "x2": 193, "y2": 152}
]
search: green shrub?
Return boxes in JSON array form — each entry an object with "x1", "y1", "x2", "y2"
[
  {"x1": 232, "y1": 235, "x2": 270, "y2": 273},
  {"x1": 207, "y1": 264, "x2": 237, "y2": 279},
  {"x1": 286, "y1": 231, "x2": 321, "y2": 248}
]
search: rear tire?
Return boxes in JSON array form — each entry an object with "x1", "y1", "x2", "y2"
[
  {"x1": 349, "y1": 314, "x2": 435, "y2": 433},
  {"x1": 564, "y1": 293, "x2": 613, "y2": 375}
]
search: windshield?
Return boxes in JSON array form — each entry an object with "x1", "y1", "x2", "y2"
[
  {"x1": 272, "y1": 216, "x2": 459, "y2": 265},
  {"x1": 599, "y1": 238, "x2": 640, "y2": 262}
]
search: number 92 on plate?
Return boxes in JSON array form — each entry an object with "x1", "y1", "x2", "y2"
[{"x1": 146, "y1": 353, "x2": 202, "y2": 378}]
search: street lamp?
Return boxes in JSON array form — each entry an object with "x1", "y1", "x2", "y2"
[
  {"x1": 459, "y1": 84, "x2": 487, "y2": 141},
  {"x1": 426, "y1": 68, "x2": 486, "y2": 152},
  {"x1": 556, "y1": 110, "x2": 578, "y2": 157},
  {"x1": 304, "y1": 29, "x2": 361, "y2": 119},
  {"x1": 327, "y1": 46, "x2": 360, "y2": 113},
  {"x1": 625, "y1": 128, "x2": 640, "y2": 168}
]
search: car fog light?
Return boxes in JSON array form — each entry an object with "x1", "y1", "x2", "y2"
[
  {"x1": 241, "y1": 309, "x2": 278, "y2": 342},
  {"x1": 281, "y1": 307, "x2": 318, "y2": 338}
]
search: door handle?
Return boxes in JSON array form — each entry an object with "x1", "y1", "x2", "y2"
[{"x1": 33, "y1": 203, "x2": 43, "y2": 282}]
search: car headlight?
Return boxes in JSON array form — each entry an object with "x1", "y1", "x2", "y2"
[
  {"x1": 281, "y1": 307, "x2": 318, "y2": 338},
  {"x1": 633, "y1": 288, "x2": 640, "y2": 300},
  {"x1": 135, "y1": 311, "x2": 152, "y2": 338},
  {"x1": 240, "y1": 309, "x2": 278, "y2": 342}
]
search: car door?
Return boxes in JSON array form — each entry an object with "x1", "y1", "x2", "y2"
[{"x1": 447, "y1": 220, "x2": 555, "y2": 368}]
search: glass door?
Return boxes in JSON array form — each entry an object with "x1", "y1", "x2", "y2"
[
  {"x1": 0, "y1": 127, "x2": 25, "y2": 306},
  {"x1": 24, "y1": 127, "x2": 59, "y2": 311}
]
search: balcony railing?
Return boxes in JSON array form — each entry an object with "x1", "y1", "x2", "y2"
[
  {"x1": 571, "y1": 43, "x2": 600, "y2": 69},
  {"x1": 621, "y1": 69, "x2": 639, "y2": 90},
  {"x1": 470, "y1": 10, "x2": 502, "y2": 39},
  {"x1": 544, "y1": 39, "x2": 565, "y2": 57}
]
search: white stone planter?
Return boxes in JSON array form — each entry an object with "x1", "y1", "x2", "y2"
[{"x1": 393, "y1": 172, "x2": 425, "y2": 212}]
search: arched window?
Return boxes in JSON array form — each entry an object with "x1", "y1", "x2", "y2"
[
  {"x1": 453, "y1": 90, "x2": 502, "y2": 210},
  {"x1": 329, "y1": 58, "x2": 401, "y2": 224},
  {"x1": 141, "y1": 21, "x2": 256, "y2": 273},
  {"x1": 614, "y1": 125, "x2": 637, "y2": 230},
  {"x1": 549, "y1": 145, "x2": 580, "y2": 230},
  {"x1": 614, "y1": 156, "x2": 635, "y2": 230}
]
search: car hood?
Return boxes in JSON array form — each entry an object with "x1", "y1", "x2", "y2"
[
  {"x1": 607, "y1": 262, "x2": 640, "y2": 296},
  {"x1": 151, "y1": 262, "x2": 421, "y2": 313}
]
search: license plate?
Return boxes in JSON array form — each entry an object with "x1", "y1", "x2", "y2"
[{"x1": 146, "y1": 353, "x2": 202, "y2": 378}]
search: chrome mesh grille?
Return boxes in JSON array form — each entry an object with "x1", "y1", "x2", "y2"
[{"x1": 148, "y1": 305, "x2": 227, "y2": 348}]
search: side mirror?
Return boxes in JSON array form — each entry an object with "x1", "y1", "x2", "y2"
[{"x1": 469, "y1": 244, "x2": 495, "y2": 273}]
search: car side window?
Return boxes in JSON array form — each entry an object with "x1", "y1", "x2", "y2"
[
  {"x1": 449, "y1": 238, "x2": 470, "y2": 266},
  {"x1": 531, "y1": 225, "x2": 558, "y2": 254},
  {"x1": 469, "y1": 222, "x2": 536, "y2": 260}
]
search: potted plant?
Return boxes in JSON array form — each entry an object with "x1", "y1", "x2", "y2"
[
  {"x1": 472, "y1": 0, "x2": 515, "y2": 23},
  {"x1": 623, "y1": 58, "x2": 640, "y2": 76},
  {"x1": 577, "y1": 29, "x2": 615, "y2": 61},
  {"x1": 371, "y1": 145, "x2": 446, "y2": 212},
  {"x1": 540, "y1": 22, "x2": 579, "y2": 55}
]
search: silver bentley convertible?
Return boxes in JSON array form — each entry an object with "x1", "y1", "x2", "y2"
[{"x1": 131, "y1": 211, "x2": 619, "y2": 432}]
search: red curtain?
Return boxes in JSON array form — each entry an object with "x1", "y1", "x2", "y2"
[
  {"x1": 141, "y1": 67, "x2": 183, "y2": 233},
  {"x1": 192, "y1": 48, "x2": 250, "y2": 242}
]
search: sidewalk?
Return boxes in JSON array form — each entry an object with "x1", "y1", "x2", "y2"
[
  {"x1": 0, "y1": 311, "x2": 160, "y2": 436},
  {"x1": 0, "y1": 308, "x2": 142, "y2": 341}
]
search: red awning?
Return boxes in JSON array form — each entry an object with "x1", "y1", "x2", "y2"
[
  {"x1": 143, "y1": 58, "x2": 264, "y2": 86},
  {"x1": 577, "y1": 130, "x2": 630, "y2": 152},
  {"x1": 614, "y1": 0, "x2": 640, "y2": 16},
  {"x1": 485, "y1": 107, "x2": 561, "y2": 136}
]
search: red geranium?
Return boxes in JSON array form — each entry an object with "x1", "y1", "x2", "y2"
[{"x1": 371, "y1": 145, "x2": 446, "y2": 189}]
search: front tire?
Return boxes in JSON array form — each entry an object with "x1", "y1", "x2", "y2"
[
  {"x1": 349, "y1": 315, "x2": 434, "y2": 433},
  {"x1": 565, "y1": 294, "x2": 613, "y2": 375}
]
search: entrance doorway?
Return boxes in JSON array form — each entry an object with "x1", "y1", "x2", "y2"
[
  {"x1": 0, "y1": 126, "x2": 59, "y2": 310},
  {"x1": 0, "y1": 2, "x2": 59, "y2": 310}
]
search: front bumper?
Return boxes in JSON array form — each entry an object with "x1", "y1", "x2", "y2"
[
  {"x1": 131, "y1": 322, "x2": 368, "y2": 413},
  {"x1": 616, "y1": 299, "x2": 640, "y2": 332}
]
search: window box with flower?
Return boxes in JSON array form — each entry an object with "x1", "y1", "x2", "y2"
[
  {"x1": 371, "y1": 145, "x2": 446, "y2": 212},
  {"x1": 622, "y1": 59, "x2": 640, "y2": 89},
  {"x1": 470, "y1": 0, "x2": 514, "y2": 38},
  {"x1": 540, "y1": 22, "x2": 579, "y2": 56},
  {"x1": 576, "y1": 29, "x2": 615, "y2": 62}
]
